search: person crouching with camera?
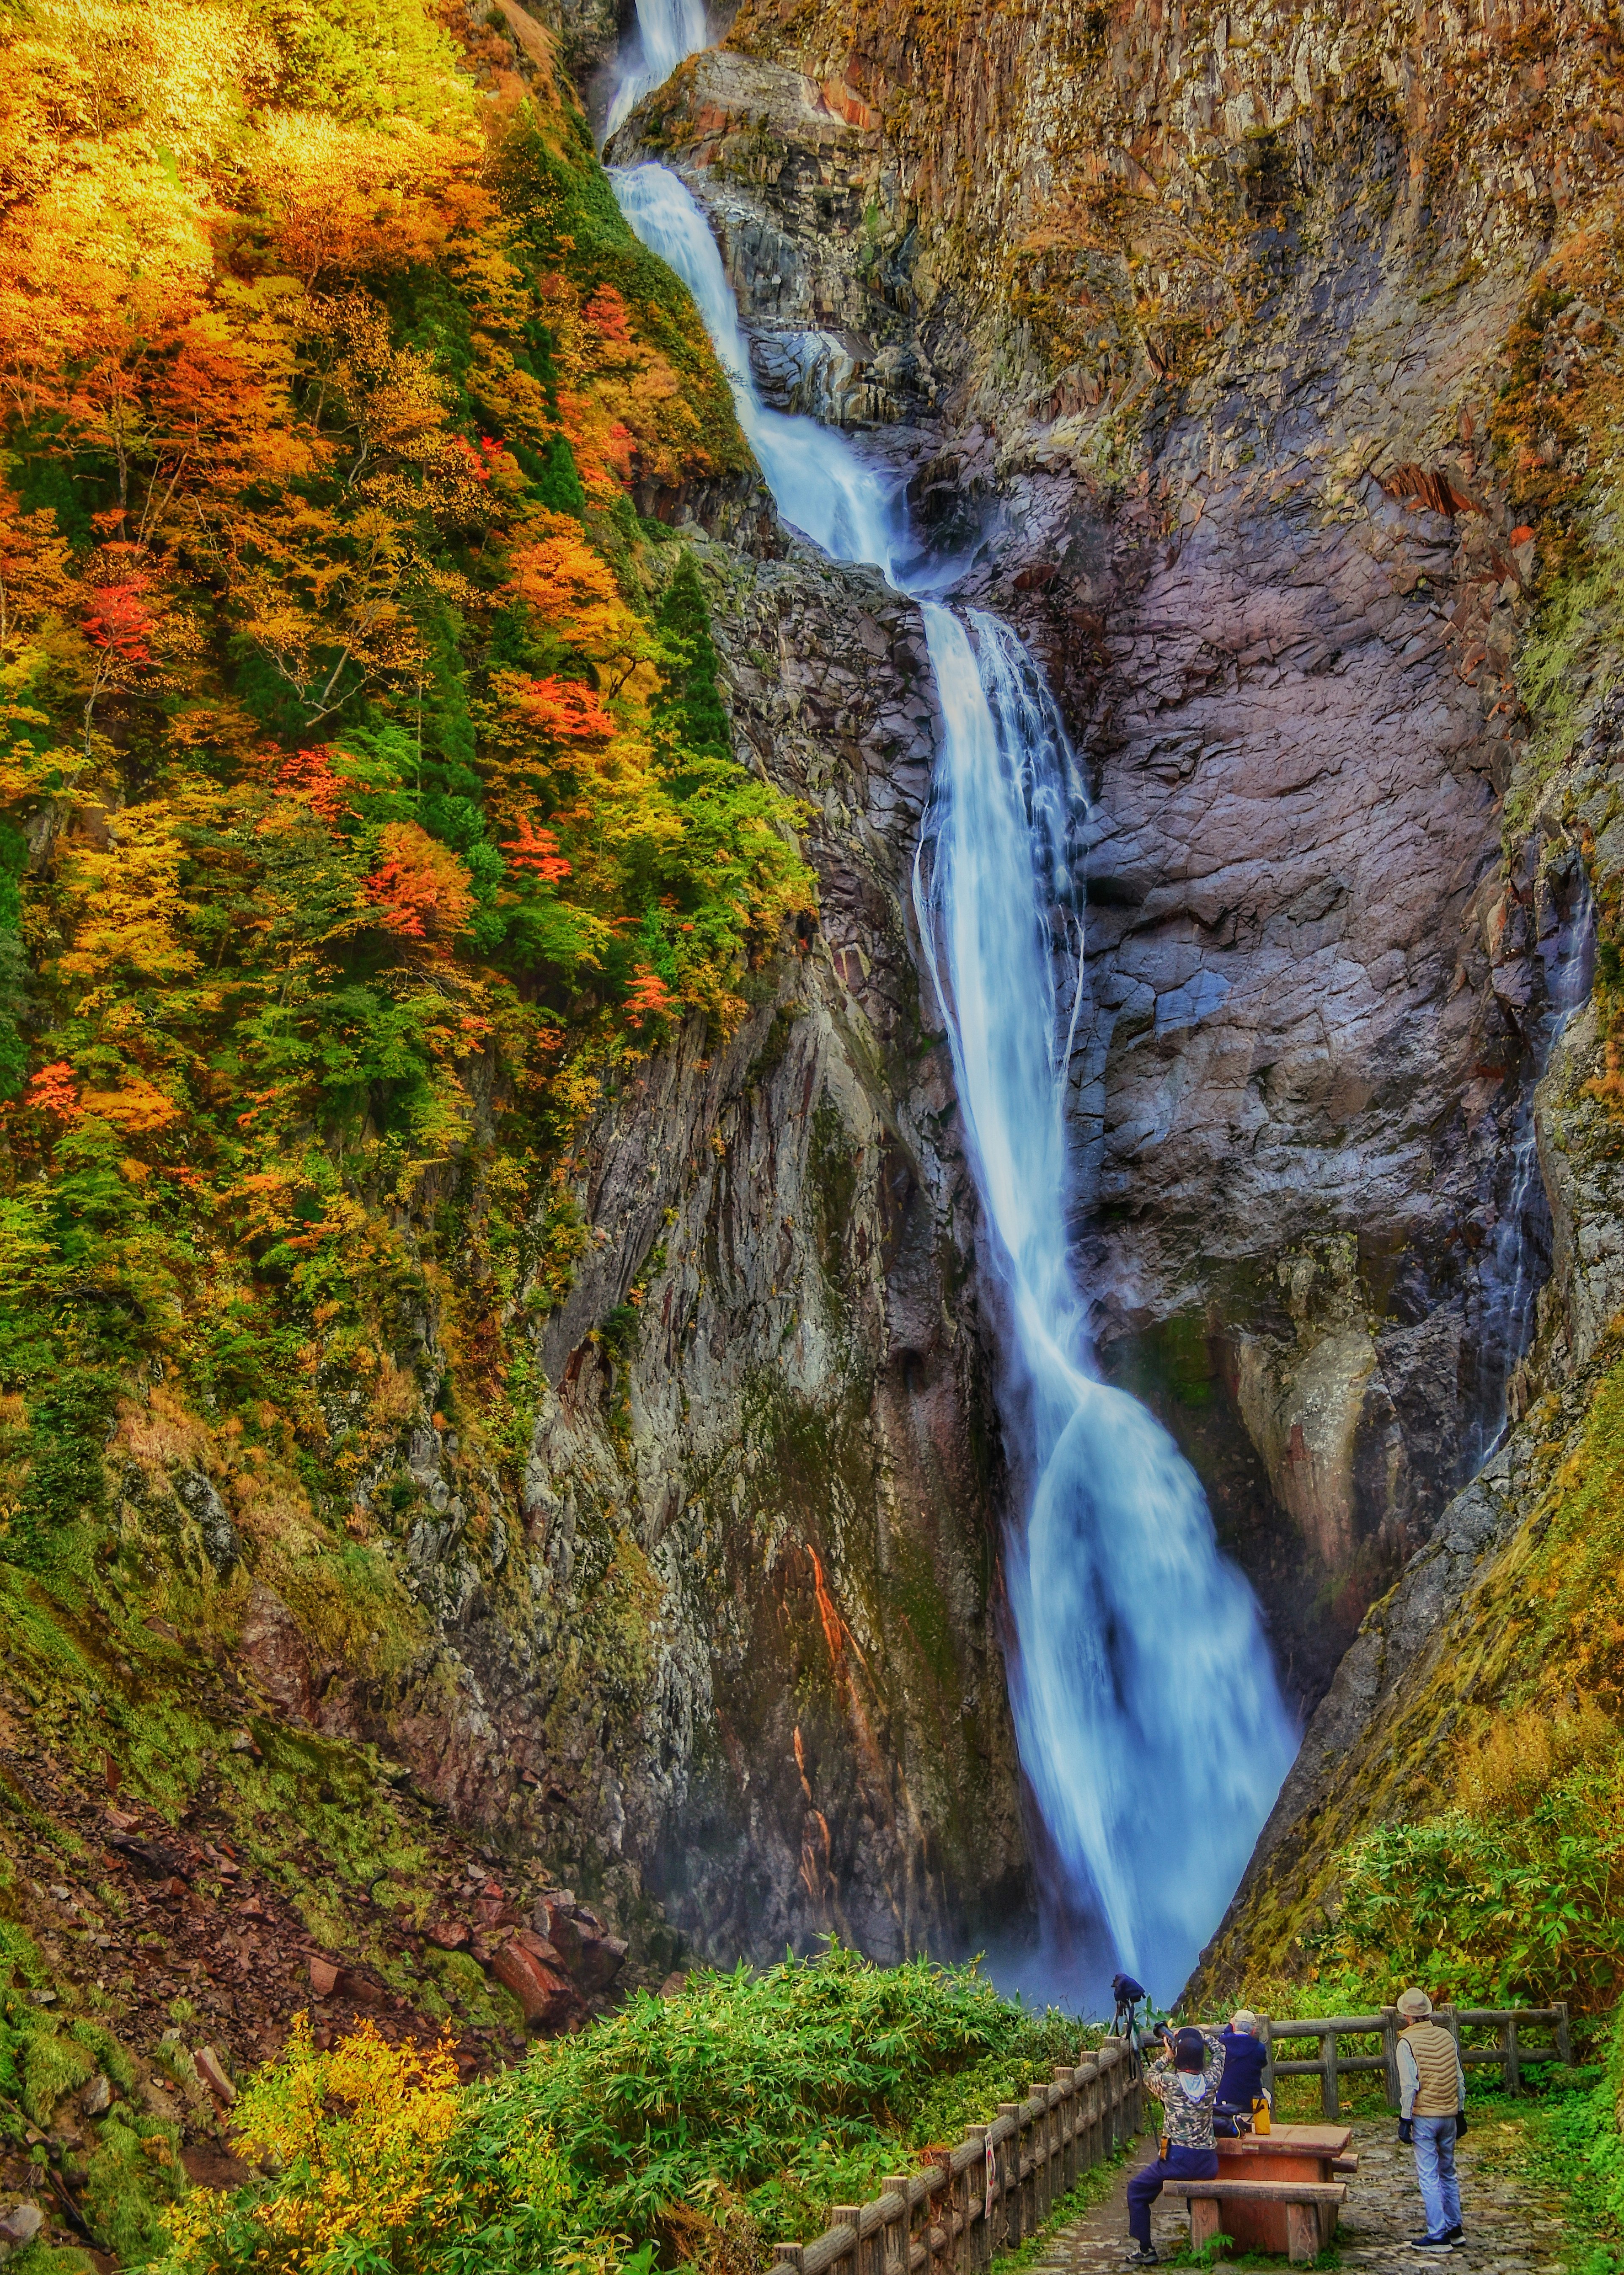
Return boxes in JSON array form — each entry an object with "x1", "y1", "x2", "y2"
[{"x1": 1125, "y1": 2023, "x2": 1228, "y2": 2266}]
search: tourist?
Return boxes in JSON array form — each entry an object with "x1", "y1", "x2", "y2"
[
  {"x1": 1395, "y1": 1987, "x2": 1468, "y2": 2250},
  {"x1": 1125, "y1": 2023, "x2": 1227, "y2": 2266},
  {"x1": 1215, "y1": 2009, "x2": 1270, "y2": 2133}
]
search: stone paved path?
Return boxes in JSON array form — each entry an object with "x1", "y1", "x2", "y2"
[{"x1": 1030, "y1": 2118, "x2": 1570, "y2": 2270}]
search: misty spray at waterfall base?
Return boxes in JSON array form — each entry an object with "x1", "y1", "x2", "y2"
[{"x1": 612, "y1": 160, "x2": 1298, "y2": 2003}]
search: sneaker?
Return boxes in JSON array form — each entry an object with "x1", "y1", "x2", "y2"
[
  {"x1": 1405, "y1": 2239, "x2": 1455, "y2": 2251},
  {"x1": 1124, "y1": 2253, "x2": 1160, "y2": 2268},
  {"x1": 1443, "y1": 2229, "x2": 1465, "y2": 2245}
]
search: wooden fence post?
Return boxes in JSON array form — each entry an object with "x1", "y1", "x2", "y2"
[
  {"x1": 833, "y1": 2208, "x2": 861, "y2": 2275},
  {"x1": 1504, "y1": 2012, "x2": 1521, "y2": 2093},
  {"x1": 997, "y1": 2114, "x2": 1022, "y2": 2251},
  {"x1": 1056, "y1": 2069, "x2": 1076, "y2": 2192},
  {"x1": 966, "y1": 2128, "x2": 990, "y2": 2272},
  {"x1": 952, "y1": 2150, "x2": 972, "y2": 2275},
  {"x1": 883, "y1": 2178, "x2": 913, "y2": 2275},
  {"x1": 1079, "y1": 2060, "x2": 1099, "y2": 2171},
  {"x1": 1259, "y1": 2014, "x2": 1274, "y2": 2102},
  {"x1": 1381, "y1": 2008, "x2": 1400, "y2": 2110},
  {"x1": 1556, "y1": 2003, "x2": 1572, "y2": 2068},
  {"x1": 774, "y1": 2249, "x2": 805, "y2": 2275},
  {"x1": 1320, "y1": 2024, "x2": 1340, "y2": 2121}
]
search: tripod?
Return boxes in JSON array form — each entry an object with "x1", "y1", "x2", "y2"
[{"x1": 1110, "y1": 1973, "x2": 1147, "y2": 2074}]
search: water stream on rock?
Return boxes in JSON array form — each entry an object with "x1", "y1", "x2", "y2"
[
  {"x1": 612, "y1": 159, "x2": 1296, "y2": 1997},
  {"x1": 1467, "y1": 877, "x2": 1597, "y2": 1466}
]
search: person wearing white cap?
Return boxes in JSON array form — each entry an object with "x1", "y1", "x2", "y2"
[
  {"x1": 1395, "y1": 1988, "x2": 1467, "y2": 2248},
  {"x1": 1215, "y1": 2011, "x2": 1269, "y2": 2132}
]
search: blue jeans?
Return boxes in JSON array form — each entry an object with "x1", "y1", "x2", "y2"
[
  {"x1": 1413, "y1": 2113, "x2": 1462, "y2": 2238},
  {"x1": 1128, "y1": 2144, "x2": 1220, "y2": 2246}
]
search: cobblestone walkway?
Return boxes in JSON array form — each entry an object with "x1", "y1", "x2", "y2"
[{"x1": 1031, "y1": 2118, "x2": 1569, "y2": 2270}]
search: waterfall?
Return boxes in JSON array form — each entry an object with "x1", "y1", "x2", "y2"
[
  {"x1": 611, "y1": 169, "x2": 903, "y2": 571},
  {"x1": 613, "y1": 160, "x2": 1295, "y2": 1997},
  {"x1": 605, "y1": 0, "x2": 710, "y2": 138},
  {"x1": 911, "y1": 609, "x2": 1295, "y2": 1988}
]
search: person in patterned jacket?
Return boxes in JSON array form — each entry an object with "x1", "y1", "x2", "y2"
[{"x1": 1124, "y1": 2023, "x2": 1228, "y2": 2266}]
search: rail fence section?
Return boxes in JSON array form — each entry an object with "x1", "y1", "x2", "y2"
[
  {"x1": 770, "y1": 2039, "x2": 1141, "y2": 2275},
  {"x1": 1258, "y1": 2004, "x2": 1572, "y2": 2120},
  {"x1": 770, "y1": 2004, "x2": 1570, "y2": 2275}
]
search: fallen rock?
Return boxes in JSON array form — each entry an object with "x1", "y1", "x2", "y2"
[
  {"x1": 307, "y1": 1956, "x2": 340, "y2": 1998},
  {"x1": 513, "y1": 1926, "x2": 564, "y2": 1967},
  {"x1": 488, "y1": 1940, "x2": 584, "y2": 2029},
  {"x1": 0, "y1": 2204, "x2": 43, "y2": 2253},
  {"x1": 194, "y1": 2046, "x2": 237, "y2": 2105},
  {"x1": 535, "y1": 1898, "x2": 582, "y2": 1973},
  {"x1": 573, "y1": 1931, "x2": 629, "y2": 1993},
  {"x1": 425, "y1": 1917, "x2": 470, "y2": 1950},
  {"x1": 80, "y1": 2075, "x2": 111, "y2": 2117}
]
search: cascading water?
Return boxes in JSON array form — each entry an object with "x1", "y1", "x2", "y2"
[
  {"x1": 911, "y1": 611, "x2": 1295, "y2": 1990},
  {"x1": 612, "y1": 160, "x2": 1296, "y2": 1997},
  {"x1": 611, "y1": 168, "x2": 903, "y2": 571},
  {"x1": 604, "y1": 0, "x2": 710, "y2": 139}
]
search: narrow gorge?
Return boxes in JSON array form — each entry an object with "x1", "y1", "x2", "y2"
[{"x1": 2, "y1": 0, "x2": 1624, "y2": 2261}]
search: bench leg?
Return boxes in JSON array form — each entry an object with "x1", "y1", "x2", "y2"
[
  {"x1": 1286, "y1": 2203, "x2": 1319, "y2": 2264},
  {"x1": 1188, "y1": 2198, "x2": 1224, "y2": 2250}
]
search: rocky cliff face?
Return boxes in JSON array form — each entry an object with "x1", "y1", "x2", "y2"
[
  {"x1": 609, "y1": 0, "x2": 1622, "y2": 1707},
  {"x1": 300, "y1": 531, "x2": 1031, "y2": 1968}
]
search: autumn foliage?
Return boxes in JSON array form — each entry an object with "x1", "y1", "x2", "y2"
[{"x1": 0, "y1": 0, "x2": 809, "y2": 1560}]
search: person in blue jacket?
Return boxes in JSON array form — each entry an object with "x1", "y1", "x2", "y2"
[{"x1": 1215, "y1": 2010, "x2": 1269, "y2": 2132}]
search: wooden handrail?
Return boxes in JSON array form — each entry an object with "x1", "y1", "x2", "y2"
[
  {"x1": 771, "y1": 2040, "x2": 1142, "y2": 2275},
  {"x1": 1234, "y1": 2002, "x2": 1573, "y2": 2120}
]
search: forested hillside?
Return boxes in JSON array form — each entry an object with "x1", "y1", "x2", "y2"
[
  {"x1": 0, "y1": 0, "x2": 808, "y2": 1556},
  {"x1": 0, "y1": 2, "x2": 836, "y2": 2255}
]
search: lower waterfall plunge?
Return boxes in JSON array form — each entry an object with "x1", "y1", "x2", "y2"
[{"x1": 613, "y1": 160, "x2": 1296, "y2": 1996}]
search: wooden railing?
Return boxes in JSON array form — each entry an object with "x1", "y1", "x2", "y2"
[
  {"x1": 771, "y1": 2038, "x2": 1141, "y2": 2275},
  {"x1": 1255, "y1": 2005, "x2": 1572, "y2": 2120},
  {"x1": 770, "y1": 2003, "x2": 1572, "y2": 2275}
]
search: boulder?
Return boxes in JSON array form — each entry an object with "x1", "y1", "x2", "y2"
[
  {"x1": 488, "y1": 1940, "x2": 584, "y2": 2030},
  {"x1": 0, "y1": 2204, "x2": 43, "y2": 2253}
]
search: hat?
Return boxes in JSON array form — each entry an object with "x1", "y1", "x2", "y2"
[
  {"x1": 1397, "y1": 1987, "x2": 1432, "y2": 2018},
  {"x1": 1173, "y1": 2027, "x2": 1208, "y2": 2072},
  {"x1": 1231, "y1": 2009, "x2": 1259, "y2": 2033}
]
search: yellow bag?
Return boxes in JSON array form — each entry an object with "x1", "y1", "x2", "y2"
[{"x1": 1252, "y1": 2097, "x2": 1271, "y2": 2135}]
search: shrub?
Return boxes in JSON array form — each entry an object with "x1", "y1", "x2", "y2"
[{"x1": 157, "y1": 1947, "x2": 1089, "y2": 2275}]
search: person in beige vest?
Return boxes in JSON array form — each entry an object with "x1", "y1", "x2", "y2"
[{"x1": 1395, "y1": 1987, "x2": 1467, "y2": 2249}]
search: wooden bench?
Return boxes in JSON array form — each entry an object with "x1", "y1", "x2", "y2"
[{"x1": 1163, "y1": 2176, "x2": 1347, "y2": 2264}]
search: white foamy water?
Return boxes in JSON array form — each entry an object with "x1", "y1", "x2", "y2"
[
  {"x1": 612, "y1": 166, "x2": 903, "y2": 570},
  {"x1": 912, "y1": 607, "x2": 1296, "y2": 1990},
  {"x1": 612, "y1": 159, "x2": 1296, "y2": 1997},
  {"x1": 605, "y1": 0, "x2": 710, "y2": 136}
]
